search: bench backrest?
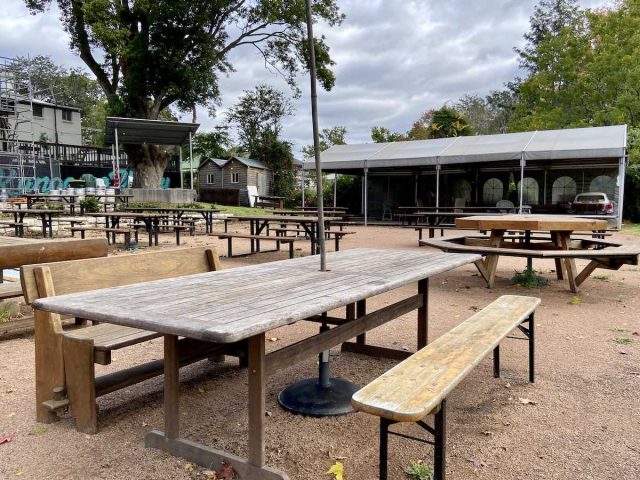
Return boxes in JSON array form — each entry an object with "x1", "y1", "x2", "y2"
[
  {"x1": 0, "y1": 238, "x2": 108, "y2": 270},
  {"x1": 21, "y1": 246, "x2": 221, "y2": 304}
]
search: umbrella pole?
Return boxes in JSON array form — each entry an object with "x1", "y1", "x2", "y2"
[{"x1": 305, "y1": 0, "x2": 326, "y2": 271}]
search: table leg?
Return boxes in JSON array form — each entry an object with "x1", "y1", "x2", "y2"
[
  {"x1": 475, "y1": 230, "x2": 504, "y2": 288},
  {"x1": 164, "y1": 335, "x2": 180, "y2": 439},
  {"x1": 551, "y1": 232, "x2": 566, "y2": 280},
  {"x1": 417, "y1": 278, "x2": 429, "y2": 348},
  {"x1": 356, "y1": 299, "x2": 367, "y2": 345},
  {"x1": 557, "y1": 231, "x2": 579, "y2": 293},
  {"x1": 250, "y1": 221, "x2": 256, "y2": 253},
  {"x1": 40, "y1": 214, "x2": 47, "y2": 238},
  {"x1": 48, "y1": 214, "x2": 53, "y2": 237},
  {"x1": 248, "y1": 333, "x2": 266, "y2": 467}
]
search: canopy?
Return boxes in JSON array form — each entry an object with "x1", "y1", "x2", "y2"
[
  {"x1": 302, "y1": 125, "x2": 627, "y2": 170},
  {"x1": 105, "y1": 117, "x2": 199, "y2": 146}
]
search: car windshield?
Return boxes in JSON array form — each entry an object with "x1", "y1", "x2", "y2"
[{"x1": 576, "y1": 195, "x2": 605, "y2": 202}]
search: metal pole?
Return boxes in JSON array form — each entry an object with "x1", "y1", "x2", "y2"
[
  {"x1": 301, "y1": 168, "x2": 306, "y2": 206},
  {"x1": 114, "y1": 126, "x2": 120, "y2": 188},
  {"x1": 435, "y1": 164, "x2": 441, "y2": 211},
  {"x1": 189, "y1": 131, "x2": 194, "y2": 191},
  {"x1": 305, "y1": 0, "x2": 327, "y2": 271},
  {"x1": 364, "y1": 167, "x2": 368, "y2": 226},
  {"x1": 617, "y1": 154, "x2": 627, "y2": 230},
  {"x1": 333, "y1": 173, "x2": 337, "y2": 209},
  {"x1": 414, "y1": 172, "x2": 418, "y2": 206},
  {"x1": 179, "y1": 147, "x2": 183, "y2": 189},
  {"x1": 519, "y1": 154, "x2": 525, "y2": 213}
]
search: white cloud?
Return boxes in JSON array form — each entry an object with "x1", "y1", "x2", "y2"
[{"x1": 0, "y1": 0, "x2": 610, "y2": 156}]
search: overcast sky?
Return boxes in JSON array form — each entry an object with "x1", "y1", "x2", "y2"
[{"x1": 1, "y1": 0, "x2": 609, "y2": 156}]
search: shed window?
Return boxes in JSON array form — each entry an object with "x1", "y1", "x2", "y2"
[
  {"x1": 482, "y1": 178, "x2": 503, "y2": 204},
  {"x1": 61, "y1": 110, "x2": 72, "y2": 121},
  {"x1": 231, "y1": 172, "x2": 239, "y2": 183},
  {"x1": 552, "y1": 176, "x2": 577, "y2": 204},
  {"x1": 33, "y1": 104, "x2": 43, "y2": 118},
  {"x1": 517, "y1": 177, "x2": 539, "y2": 205},
  {"x1": 206, "y1": 174, "x2": 214, "y2": 184}
]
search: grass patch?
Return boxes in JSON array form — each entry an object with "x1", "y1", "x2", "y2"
[
  {"x1": 611, "y1": 327, "x2": 626, "y2": 332},
  {"x1": 511, "y1": 269, "x2": 549, "y2": 288},
  {"x1": 592, "y1": 274, "x2": 610, "y2": 281},
  {"x1": 611, "y1": 337, "x2": 633, "y2": 345},
  {"x1": 623, "y1": 223, "x2": 640, "y2": 234},
  {"x1": 0, "y1": 303, "x2": 16, "y2": 323},
  {"x1": 568, "y1": 295, "x2": 582, "y2": 305},
  {"x1": 210, "y1": 204, "x2": 272, "y2": 216},
  {"x1": 120, "y1": 200, "x2": 271, "y2": 216},
  {"x1": 405, "y1": 461, "x2": 433, "y2": 480},
  {"x1": 30, "y1": 425, "x2": 46, "y2": 436}
]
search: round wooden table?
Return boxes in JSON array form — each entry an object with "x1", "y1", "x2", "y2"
[{"x1": 455, "y1": 215, "x2": 609, "y2": 291}]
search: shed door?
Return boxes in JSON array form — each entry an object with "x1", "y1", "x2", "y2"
[{"x1": 257, "y1": 172, "x2": 268, "y2": 195}]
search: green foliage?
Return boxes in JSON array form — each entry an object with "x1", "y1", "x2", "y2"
[
  {"x1": 455, "y1": 92, "x2": 516, "y2": 135},
  {"x1": 192, "y1": 130, "x2": 230, "y2": 160},
  {"x1": 624, "y1": 164, "x2": 640, "y2": 222},
  {"x1": 371, "y1": 126, "x2": 407, "y2": 143},
  {"x1": 124, "y1": 201, "x2": 162, "y2": 209},
  {"x1": 405, "y1": 461, "x2": 434, "y2": 480},
  {"x1": 302, "y1": 126, "x2": 347, "y2": 158},
  {"x1": 79, "y1": 196, "x2": 101, "y2": 213},
  {"x1": 511, "y1": 268, "x2": 550, "y2": 288},
  {"x1": 611, "y1": 337, "x2": 633, "y2": 345},
  {"x1": 422, "y1": 106, "x2": 474, "y2": 138},
  {"x1": 42, "y1": 201, "x2": 64, "y2": 211}
]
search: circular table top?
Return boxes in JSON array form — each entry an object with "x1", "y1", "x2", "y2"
[{"x1": 455, "y1": 214, "x2": 609, "y2": 232}]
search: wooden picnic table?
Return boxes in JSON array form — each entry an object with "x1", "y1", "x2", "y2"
[
  {"x1": 32, "y1": 248, "x2": 481, "y2": 479},
  {"x1": 231, "y1": 215, "x2": 339, "y2": 255},
  {"x1": 255, "y1": 195, "x2": 285, "y2": 209},
  {"x1": 273, "y1": 209, "x2": 348, "y2": 218},
  {"x1": 124, "y1": 207, "x2": 220, "y2": 234},
  {"x1": 455, "y1": 214, "x2": 609, "y2": 292},
  {"x1": 84, "y1": 212, "x2": 169, "y2": 247},
  {"x1": 24, "y1": 193, "x2": 79, "y2": 213},
  {"x1": 0, "y1": 207, "x2": 62, "y2": 238}
]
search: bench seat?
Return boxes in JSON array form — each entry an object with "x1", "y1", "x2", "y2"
[
  {"x1": 352, "y1": 295, "x2": 540, "y2": 480},
  {"x1": 212, "y1": 232, "x2": 298, "y2": 258},
  {"x1": 0, "y1": 282, "x2": 24, "y2": 300}
]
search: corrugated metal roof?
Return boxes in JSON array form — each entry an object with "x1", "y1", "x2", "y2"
[
  {"x1": 302, "y1": 125, "x2": 627, "y2": 170},
  {"x1": 105, "y1": 117, "x2": 199, "y2": 146},
  {"x1": 233, "y1": 156, "x2": 270, "y2": 170}
]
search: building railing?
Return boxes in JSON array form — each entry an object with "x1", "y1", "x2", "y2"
[{"x1": 0, "y1": 140, "x2": 179, "y2": 171}]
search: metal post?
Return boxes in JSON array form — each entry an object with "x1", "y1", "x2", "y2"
[
  {"x1": 179, "y1": 147, "x2": 183, "y2": 189},
  {"x1": 189, "y1": 131, "x2": 194, "y2": 191},
  {"x1": 114, "y1": 126, "x2": 120, "y2": 188},
  {"x1": 435, "y1": 164, "x2": 441, "y2": 211},
  {"x1": 519, "y1": 154, "x2": 525, "y2": 213},
  {"x1": 414, "y1": 172, "x2": 418, "y2": 206},
  {"x1": 617, "y1": 154, "x2": 626, "y2": 230},
  {"x1": 333, "y1": 173, "x2": 337, "y2": 208},
  {"x1": 364, "y1": 167, "x2": 368, "y2": 226},
  {"x1": 305, "y1": 0, "x2": 327, "y2": 271},
  {"x1": 301, "y1": 168, "x2": 306, "y2": 206}
]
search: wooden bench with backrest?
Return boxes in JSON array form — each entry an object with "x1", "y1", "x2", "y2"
[
  {"x1": 22, "y1": 246, "x2": 246, "y2": 434},
  {"x1": 0, "y1": 238, "x2": 108, "y2": 302},
  {"x1": 211, "y1": 231, "x2": 299, "y2": 258},
  {"x1": 352, "y1": 295, "x2": 540, "y2": 480}
]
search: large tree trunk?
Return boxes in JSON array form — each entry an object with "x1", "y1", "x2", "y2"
[{"x1": 125, "y1": 144, "x2": 170, "y2": 188}]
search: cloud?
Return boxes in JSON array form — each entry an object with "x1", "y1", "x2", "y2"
[{"x1": 1, "y1": 0, "x2": 610, "y2": 156}]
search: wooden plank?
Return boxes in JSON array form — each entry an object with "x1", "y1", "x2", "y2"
[
  {"x1": 456, "y1": 214, "x2": 608, "y2": 232},
  {"x1": 0, "y1": 282, "x2": 23, "y2": 299},
  {"x1": 0, "y1": 238, "x2": 107, "y2": 272},
  {"x1": 341, "y1": 342, "x2": 413, "y2": 360},
  {"x1": 351, "y1": 295, "x2": 540, "y2": 423},
  {"x1": 248, "y1": 333, "x2": 266, "y2": 467},
  {"x1": 266, "y1": 294, "x2": 422, "y2": 376}
]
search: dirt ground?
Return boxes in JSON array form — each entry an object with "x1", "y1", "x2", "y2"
[{"x1": 0, "y1": 221, "x2": 639, "y2": 480}]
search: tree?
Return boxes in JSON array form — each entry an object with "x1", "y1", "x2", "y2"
[
  {"x1": 302, "y1": 125, "x2": 347, "y2": 157},
  {"x1": 24, "y1": 0, "x2": 344, "y2": 187},
  {"x1": 10, "y1": 55, "x2": 106, "y2": 145},
  {"x1": 192, "y1": 129, "x2": 230, "y2": 160},
  {"x1": 425, "y1": 106, "x2": 474, "y2": 138},
  {"x1": 370, "y1": 126, "x2": 407, "y2": 143}
]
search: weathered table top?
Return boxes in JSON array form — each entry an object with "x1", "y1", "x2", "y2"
[
  {"x1": 456, "y1": 214, "x2": 608, "y2": 231},
  {"x1": 84, "y1": 212, "x2": 168, "y2": 219},
  {"x1": 232, "y1": 215, "x2": 340, "y2": 223},
  {"x1": 33, "y1": 248, "x2": 480, "y2": 344}
]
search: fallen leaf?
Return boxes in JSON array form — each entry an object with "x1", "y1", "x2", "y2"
[
  {"x1": 0, "y1": 434, "x2": 14, "y2": 444},
  {"x1": 203, "y1": 470, "x2": 217, "y2": 480},
  {"x1": 504, "y1": 383, "x2": 511, "y2": 389},
  {"x1": 7, "y1": 412, "x2": 15, "y2": 418},
  {"x1": 5, "y1": 389, "x2": 14, "y2": 393},
  {"x1": 141, "y1": 421, "x2": 148, "y2": 427},
  {"x1": 518, "y1": 397, "x2": 538, "y2": 405},
  {"x1": 198, "y1": 387, "x2": 205, "y2": 393},
  {"x1": 327, "y1": 461, "x2": 344, "y2": 480},
  {"x1": 633, "y1": 332, "x2": 639, "y2": 336},
  {"x1": 217, "y1": 462, "x2": 236, "y2": 480},
  {"x1": 481, "y1": 431, "x2": 493, "y2": 436},
  {"x1": 467, "y1": 458, "x2": 488, "y2": 468},
  {"x1": 469, "y1": 306, "x2": 480, "y2": 312},
  {"x1": 269, "y1": 337, "x2": 279, "y2": 342},
  {"x1": 184, "y1": 463, "x2": 194, "y2": 472},
  {"x1": 265, "y1": 411, "x2": 272, "y2": 417}
]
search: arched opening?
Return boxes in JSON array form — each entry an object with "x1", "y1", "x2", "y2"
[
  {"x1": 452, "y1": 178, "x2": 472, "y2": 204},
  {"x1": 589, "y1": 175, "x2": 616, "y2": 197},
  {"x1": 552, "y1": 176, "x2": 577, "y2": 204},
  {"x1": 482, "y1": 178, "x2": 503, "y2": 205},
  {"x1": 517, "y1": 177, "x2": 539, "y2": 205}
]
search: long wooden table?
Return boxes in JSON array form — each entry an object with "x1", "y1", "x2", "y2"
[
  {"x1": 124, "y1": 207, "x2": 220, "y2": 234},
  {"x1": 231, "y1": 215, "x2": 339, "y2": 255},
  {"x1": 32, "y1": 248, "x2": 480, "y2": 479},
  {"x1": 0, "y1": 208, "x2": 62, "y2": 237},
  {"x1": 455, "y1": 215, "x2": 609, "y2": 291}
]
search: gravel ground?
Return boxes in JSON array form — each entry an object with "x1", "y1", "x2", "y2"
[{"x1": 0, "y1": 223, "x2": 639, "y2": 479}]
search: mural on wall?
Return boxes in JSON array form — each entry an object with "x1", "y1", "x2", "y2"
[{"x1": 0, "y1": 168, "x2": 171, "y2": 193}]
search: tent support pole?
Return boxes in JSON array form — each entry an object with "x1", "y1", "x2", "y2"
[
  {"x1": 364, "y1": 167, "x2": 368, "y2": 226},
  {"x1": 301, "y1": 169, "x2": 306, "y2": 206},
  {"x1": 114, "y1": 127, "x2": 120, "y2": 188},
  {"x1": 618, "y1": 154, "x2": 626, "y2": 230},
  {"x1": 414, "y1": 172, "x2": 418, "y2": 206},
  {"x1": 435, "y1": 164, "x2": 441, "y2": 211},
  {"x1": 189, "y1": 131, "x2": 194, "y2": 191},
  {"x1": 179, "y1": 148, "x2": 184, "y2": 189},
  {"x1": 519, "y1": 154, "x2": 525, "y2": 213},
  {"x1": 333, "y1": 173, "x2": 337, "y2": 208}
]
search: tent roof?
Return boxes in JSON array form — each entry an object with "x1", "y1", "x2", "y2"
[
  {"x1": 105, "y1": 117, "x2": 199, "y2": 146},
  {"x1": 302, "y1": 125, "x2": 627, "y2": 171}
]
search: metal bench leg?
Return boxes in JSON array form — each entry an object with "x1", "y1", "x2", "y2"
[
  {"x1": 175, "y1": 228, "x2": 180, "y2": 246},
  {"x1": 227, "y1": 237, "x2": 233, "y2": 257},
  {"x1": 289, "y1": 242, "x2": 294, "y2": 259},
  {"x1": 493, "y1": 345, "x2": 500, "y2": 378},
  {"x1": 379, "y1": 417, "x2": 392, "y2": 480},
  {"x1": 434, "y1": 400, "x2": 447, "y2": 480},
  {"x1": 335, "y1": 236, "x2": 339, "y2": 252},
  {"x1": 528, "y1": 313, "x2": 535, "y2": 383}
]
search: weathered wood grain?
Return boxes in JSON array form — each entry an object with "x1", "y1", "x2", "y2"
[
  {"x1": 33, "y1": 249, "x2": 481, "y2": 344},
  {"x1": 456, "y1": 214, "x2": 608, "y2": 232},
  {"x1": 351, "y1": 295, "x2": 540, "y2": 423}
]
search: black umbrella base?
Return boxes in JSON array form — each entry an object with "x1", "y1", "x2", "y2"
[{"x1": 277, "y1": 377, "x2": 360, "y2": 417}]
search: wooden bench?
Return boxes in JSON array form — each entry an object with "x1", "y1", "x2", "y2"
[
  {"x1": 22, "y1": 246, "x2": 244, "y2": 434},
  {"x1": 0, "y1": 221, "x2": 25, "y2": 237},
  {"x1": 71, "y1": 226, "x2": 136, "y2": 248},
  {"x1": 352, "y1": 295, "x2": 540, "y2": 480},
  {"x1": 272, "y1": 227, "x2": 355, "y2": 251},
  {"x1": 211, "y1": 232, "x2": 298, "y2": 258}
]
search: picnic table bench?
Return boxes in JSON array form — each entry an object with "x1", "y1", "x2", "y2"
[
  {"x1": 272, "y1": 227, "x2": 355, "y2": 251},
  {"x1": 352, "y1": 295, "x2": 540, "y2": 480},
  {"x1": 70, "y1": 225, "x2": 137, "y2": 248},
  {"x1": 21, "y1": 246, "x2": 244, "y2": 434},
  {"x1": 211, "y1": 231, "x2": 300, "y2": 258}
]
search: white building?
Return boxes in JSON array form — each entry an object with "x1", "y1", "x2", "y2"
[{"x1": 7, "y1": 99, "x2": 82, "y2": 146}]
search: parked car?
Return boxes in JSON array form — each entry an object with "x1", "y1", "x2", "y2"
[{"x1": 567, "y1": 192, "x2": 614, "y2": 215}]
